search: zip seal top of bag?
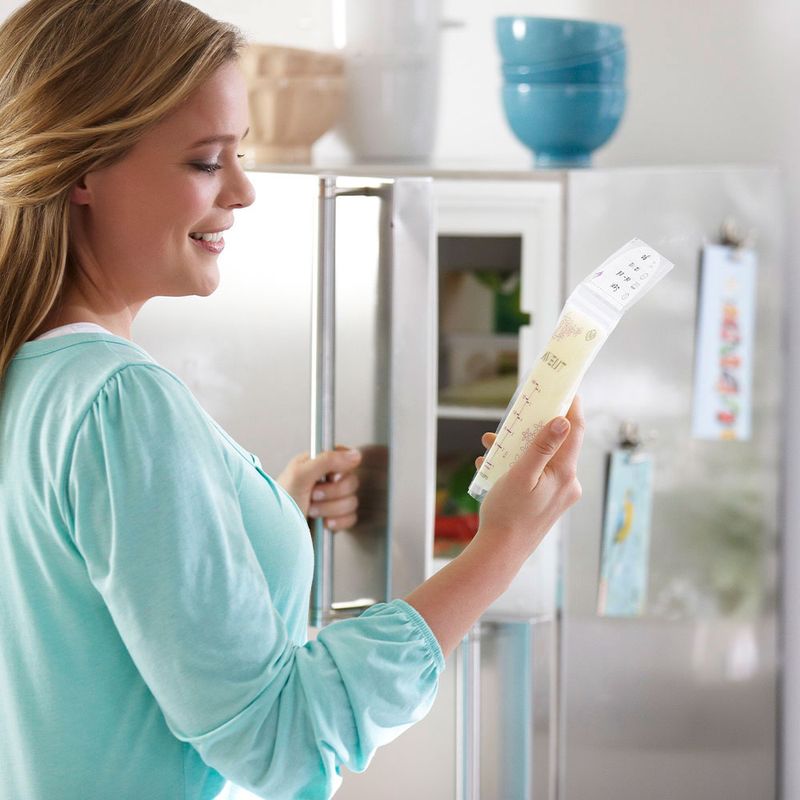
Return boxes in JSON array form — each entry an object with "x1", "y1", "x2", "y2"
[{"x1": 468, "y1": 238, "x2": 675, "y2": 503}]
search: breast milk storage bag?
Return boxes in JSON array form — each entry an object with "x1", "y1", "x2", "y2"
[{"x1": 468, "y1": 238, "x2": 674, "y2": 503}]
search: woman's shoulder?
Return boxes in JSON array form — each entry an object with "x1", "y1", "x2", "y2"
[
  {"x1": 72, "y1": 346, "x2": 202, "y2": 429},
  {"x1": 11, "y1": 332, "x2": 156, "y2": 390},
  {"x1": 1, "y1": 336, "x2": 219, "y2": 506},
  {"x1": 6, "y1": 334, "x2": 198, "y2": 432}
]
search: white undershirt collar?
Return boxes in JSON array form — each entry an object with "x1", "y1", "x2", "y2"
[{"x1": 33, "y1": 322, "x2": 115, "y2": 341}]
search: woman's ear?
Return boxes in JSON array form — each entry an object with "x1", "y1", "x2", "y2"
[{"x1": 69, "y1": 175, "x2": 92, "y2": 205}]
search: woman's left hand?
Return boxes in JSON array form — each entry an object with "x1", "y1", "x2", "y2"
[{"x1": 277, "y1": 445, "x2": 362, "y2": 531}]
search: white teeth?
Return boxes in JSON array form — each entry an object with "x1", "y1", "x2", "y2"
[{"x1": 189, "y1": 231, "x2": 223, "y2": 242}]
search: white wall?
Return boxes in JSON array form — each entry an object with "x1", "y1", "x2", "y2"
[{"x1": 2, "y1": 0, "x2": 798, "y2": 796}]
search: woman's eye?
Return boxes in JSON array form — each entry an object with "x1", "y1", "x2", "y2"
[
  {"x1": 194, "y1": 162, "x2": 222, "y2": 174},
  {"x1": 192, "y1": 154, "x2": 245, "y2": 174}
]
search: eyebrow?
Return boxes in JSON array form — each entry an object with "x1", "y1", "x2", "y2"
[{"x1": 188, "y1": 126, "x2": 250, "y2": 148}]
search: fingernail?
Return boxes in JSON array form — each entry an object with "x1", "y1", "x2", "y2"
[
  {"x1": 345, "y1": 449, "x2": 361, "y2": 461},
  {"x1": 312, "y1": 489, "x2": 325, "y2": 501},
  {"x1": 308, "y1": 506, "x2": 319, "y2": 517},
  {"x1": 331, "y1": 472, "x2": 342, "y2": 482},
  {"x1": 328, "y1": 519, "x2": 337, "y2": 529},
  {"x1": 551, "y1": 417, "x2": 569, "y2": 434}
]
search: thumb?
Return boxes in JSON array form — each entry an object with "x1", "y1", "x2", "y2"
[
  {"x1": 511, "y1": 417, "x2": 570, "y2": 490},
  {"x1": 310, "y1": 445, "x2": 362, "y2": 481}
]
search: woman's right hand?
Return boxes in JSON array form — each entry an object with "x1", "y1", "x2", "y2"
[
  {"x1": 473, "y1": 395, "x2": 585, "y2": 564},
  {"x1": 404, "y1": 396, "x2": 585, "y2": 659}
]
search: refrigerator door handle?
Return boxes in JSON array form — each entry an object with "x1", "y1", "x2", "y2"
[
  {"x1": 309, "y1": 177, "x2": 336, "y2": 629},
  {"x1": 310, "y1": 177, "x2": 385, "y2": 628}
]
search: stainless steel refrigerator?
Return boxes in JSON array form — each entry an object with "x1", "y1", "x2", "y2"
[
  {"x1": 557, "y1": 167, "x2": 783, "y2": 800},
  {"x1": 133, "y1": 166, "x2": 783, "y2": 800}
]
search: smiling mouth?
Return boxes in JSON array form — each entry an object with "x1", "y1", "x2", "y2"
[
  {"x1": 189, "y1": 234, "x2": 225, "y2": 253},
  {"x1": 189, "y1": 231, "x2": 224, "y2": 243}
]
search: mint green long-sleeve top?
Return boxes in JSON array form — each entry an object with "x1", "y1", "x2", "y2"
[{"x1": 0, "y1": 332, "x2": 444, "y2": 800}]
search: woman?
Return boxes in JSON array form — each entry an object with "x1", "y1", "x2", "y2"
[{"x1": 0, "y1": 1, "x2": 584, "y2": 798}]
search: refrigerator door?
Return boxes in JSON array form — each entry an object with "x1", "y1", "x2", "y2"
[
  {"x1": 315, "y1": 174, "x2": 438, "y2": 618},
  {"x1": 559, "y1": 168, "x2": 783, "y2": 800},
  {"x1": 133, "y1": 170, "x2": 436, "y2": 624}
]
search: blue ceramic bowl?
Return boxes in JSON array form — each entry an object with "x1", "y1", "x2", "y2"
[
  {"x1": 502, "y1": 47, "x2": 626, "y2": 84},
  {"x1": 501, "y1": 83, "x2": 627, "y2": 167},
  {"x1": 497, "y1": 16, "x2": 624, "y2": 64}
]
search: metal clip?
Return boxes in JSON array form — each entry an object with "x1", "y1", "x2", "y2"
[
  {"x1": 718, "y1": 218, "x2": 755, "y2": 260},
  {"x1": 618, "y1": 421, "x2": 653, "y2": 463},
  {"x1": 618, "y1": 421, "x2": 641, "y2": 449}
]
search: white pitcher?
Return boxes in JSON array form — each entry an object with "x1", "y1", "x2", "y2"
[{"x1": 332, "y1": 0, "x2": 458, "y2": 163}]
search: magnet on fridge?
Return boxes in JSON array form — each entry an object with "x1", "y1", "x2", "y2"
[
  {"x1": 691, "y1": 238, "x2": 757, "y2": 441},
  {"x1": 597, "y1": 446, "x2": 654, "y2": 617}
]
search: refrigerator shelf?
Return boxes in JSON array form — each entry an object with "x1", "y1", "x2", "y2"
[
  {"x1": 439, "y1": 331, "x2": 519, "y2": 346},
  {"x1": 437, "y1": 404, "x2": 505, "y2": 420}
]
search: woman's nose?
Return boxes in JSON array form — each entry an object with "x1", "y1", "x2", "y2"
[{"x1": 224, "y1": 168, "x2": 256, "y2": 210}]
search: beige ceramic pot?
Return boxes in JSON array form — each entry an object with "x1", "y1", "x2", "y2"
[
  {"x1": 241, "y1": 45, "x2": 345, "y2": 164},
  {"x1": 240, "y1": 43, "x2": 344, "y2": 80}
]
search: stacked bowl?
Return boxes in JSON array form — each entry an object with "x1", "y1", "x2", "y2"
[
  {"x1": 497, "y1": 16, "x2": 627, "y2": 167},
  {"x1": 239, "y1": 44, "x2": 345, "y2": 164}
]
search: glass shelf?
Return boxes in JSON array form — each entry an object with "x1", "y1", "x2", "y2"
[
  {"x1": 441, "y1": 331, "x2": 519, "y2": 346},
  {"x1": 437, "y1": 404, "x2": 505, "y2": 421}
]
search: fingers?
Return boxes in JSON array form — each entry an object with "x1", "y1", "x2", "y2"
[
  {"x1": 512, "y1": 415, "x2": 571, "y2": 491},
  {"x1": 476, "y1": 431, "x2": 497, "y2": 468},
  {"x1": 309, "y1": 472, "x2": 360, "y2": 530},
  {"x1": 308, "y1": 494, "x2": 359, "y2": 528},
  {"x1": 313, "y1": 472, "x2": 359, "y2": 501},
  {"x1": 546, "y1": 395, "x2": 585, "y2": 480},
  {"x1": 315, "y1": 444, "x2": 362, "y2": 485},
  {"x1": 325, "y1": 514, "x2": 358, "y2": 531},
  {"x1": 311, "y1": 445, "x2": 361, "y2": 484},
  {"x1": 475, "y1": 399, "x2": 584, "y2": 482},
  {"x1": 308, "y1": 494, "x2": 359, "y2": 530}
]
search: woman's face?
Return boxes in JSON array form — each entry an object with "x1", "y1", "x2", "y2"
[{"x1": 69, "y1": 60, "x2": 256, "y2": 307}]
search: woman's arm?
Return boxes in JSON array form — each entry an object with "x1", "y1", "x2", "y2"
[
  {"x1": 65, "y1": 363, "x2": 443, "y2": 798},
  {"x1": 405, "y1": 396, "x2": 584, "y2": 659}
]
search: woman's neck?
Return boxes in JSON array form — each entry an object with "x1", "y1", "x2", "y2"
[{"x1": 30, "y1": 294, "x2": 135, "y2": 341}]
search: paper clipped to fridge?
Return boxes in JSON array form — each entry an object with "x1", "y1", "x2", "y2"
[{"x1": 468, "y1": 238, "x2": 675, "y2": 503}]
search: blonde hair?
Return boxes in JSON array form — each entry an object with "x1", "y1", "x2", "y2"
[{"x1": 0, "y1": 0, "x2": 246, "y2": 386}]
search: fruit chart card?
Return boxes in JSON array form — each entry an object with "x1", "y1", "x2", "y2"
[{"x1": 691, "y1": 243, "x2": 757, "y2": 441}]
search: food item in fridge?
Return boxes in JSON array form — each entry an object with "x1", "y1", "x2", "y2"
[
  {"x1": 468, "y1": 238, "x2": 674, "y2": 502},
  {"x1": 435, "y1": 456, "x2": 481, "y2": 556}
]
